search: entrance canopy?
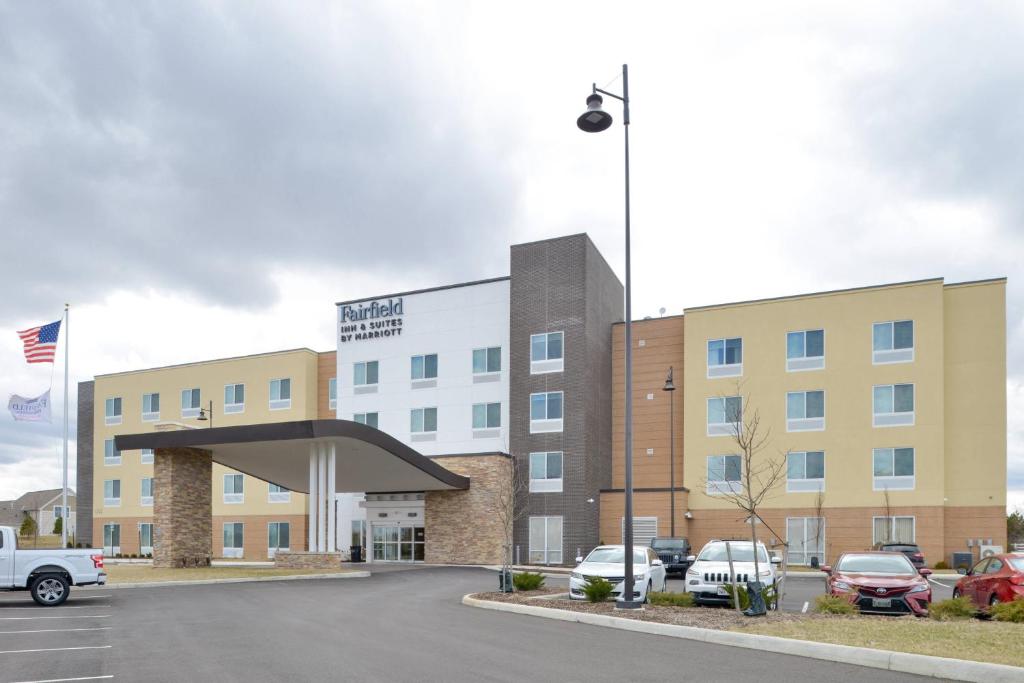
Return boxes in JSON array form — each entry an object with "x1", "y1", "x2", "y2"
[{"x1": 115, "y1": 419, "x2": 469, "y2": 494}]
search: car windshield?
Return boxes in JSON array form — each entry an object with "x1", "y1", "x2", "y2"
[
  {"x1": 837, "y1": 554, "x2": 916, "y2": 575},
  {"x1": 652, "y1": 540, "x2": 685, "y2": 550},
  {"x1": 882, "y1": 545, "x2": 918, "y2": 552},
  {"x1": 1008, "y1": 558, "x2": 1024, "y2": 571},
  {"x1": 584, "y1": 548, "x2": 646, "y2": 565},
  {"x1": 696, "y1": 543, "x2": 768, "y2": 563}
]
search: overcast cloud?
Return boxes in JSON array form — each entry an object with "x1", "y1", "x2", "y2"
[{"x1": 0, "y1": 1, "x2": 1020, "y2": 511}]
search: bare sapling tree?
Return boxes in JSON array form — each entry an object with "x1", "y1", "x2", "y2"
[
  {"x1": 494, "y1": 451, "x2": 528, "y2": 587},
  {"x1": 812, "y1": 490, "x2": 826, "y2": 566},
  {"x1": 880, "y1": 487, "x2": 893, "y2": 547}
]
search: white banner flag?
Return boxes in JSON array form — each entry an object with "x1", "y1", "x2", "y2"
[{"x1": 8, "y1": 389, "x2": 52, "y2": 423}]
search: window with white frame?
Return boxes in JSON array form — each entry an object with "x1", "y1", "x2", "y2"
[
  {"x1": 529, "y1": 452, "x2": 563, "y2": 493},
  {"x1": 224, "y1": 383, "x2": 245, "y2": 414},
  {"x1": 52, "y1": 506, "x2": 70, "y2": 519},
  {"x1": 873, "y1": 516, "x2": 915, "y2": 545},
  {"x1": 354, "y1": 361, "x2": 379, "y2": 388},
  {"x1": 269, "y1": 378, "x2": 291, "y2": 410},
  {"x1": 472, "y1": 346, "x2": 501, "y2": 375},
  {"x1": 104, "y1": 397, "x2": 122, "y2": 425},
  {"x1": 104, "y1": 439, "x2": 121, "y2": 466},
  {"x1": 103, "y1": 479, "x2": 121, "y2": 507},
  {"x1": 268, "y1": 521, "x2": 290, "y2": 558},
  {"x1": 181, "y1": 388, "x2": 201, "y2": 418},
  {"x1": 787, "y1": 390, "x2": 825, "y2": 431},
  {"x1": 787, "y1": 517, "x2": 826, "y2": 566},
  {"x1": 873, "y1": 383, "x2": 914, "y2": 427},
  {"x1": 472, "y1": 402, "x2": 501, "y2": 431},
  {"x1": 139, "y1": 523, "x2": 153, "y2": 556},
  {"x1": 328, "y1": 377, "x2": 337, "y2": 410},
  {"x1": 141, "y1": 477, "x2": 154, "y2": 506},
  {"x1": 707, "y1": 337, "x2": 742, "y2": 378},
  {"x1": 529, "y1": 391, "x2": 563, "y2": 433},
  {"x1": 140, "y1": 448, "x2": 154, "y2": 465},
  {"x1": 530, "y1": 332, "x2": 564, "y2": 374},
  {"x1": 142, "y1": 392, "x2": 160, "y2": 421},
  {"x1": 873, "y1": 320, "x2": 914, "y2": 364},
  {"x1": 787, "y1": 451, "x2": 825, "y2": 492},
  {"x1": 706, "y1": 396, "x2": 742, "y2": 436},
  {"x1": 268, "y1": 483, "x2": 290, "y2": 503},
  {"x1": 223, "y1": 522, "x2": 244, "y2": 558},
  {"x1": 411, "y1": 354, "x2": 438, "y2": 381},
  {"x1": 223, "y1": 474, "x2": 244, "y2": 504},
  {"x1": 706, "y1": 455, "x2": 742, "y2": 495},
  {"x1": 787, "y1": 329, "x2": 825, "y2": 371},
  {"x1": 410, "y1": 407, "x2": 437, "y2": 434},
  {"x1": 528, "y1": 516, "x2": 562, "y2": 564},
  {"x1": 354, "y1": 412, "x2": 379, "y2": 429},
  {"x1": 103, "y1": 523, "x2": 121, "y2": 555},
  {"x1": 873, "y1": 447, "x2": 915, "y2": 490}
]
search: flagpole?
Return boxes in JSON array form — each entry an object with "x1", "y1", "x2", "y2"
[{"x1": 61, "y1": 303, "x2": 69, "y2": 549}]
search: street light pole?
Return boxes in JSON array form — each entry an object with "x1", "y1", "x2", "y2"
[{"x1": 663, "y1": 367, "x2": 677, "y2": 537}]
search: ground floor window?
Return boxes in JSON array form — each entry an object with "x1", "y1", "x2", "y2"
[
  {"x1": 873, "y1": 516, "x2": 915, "y2": 545},
  {"x1": 351, "y1": 520, "x2": 366, "y2": 551},
  {"x1": 223, "y1": 522, "x2": 244, "y2": 558},
  {"x1": 371, "y1": 525, "x2": 425, "y2": 561},
  {"x1": 268, "y1": 522, "x2": 290, "y2": 559},
  {"x1": 139, "y1": 523, "x2": 153, "y2": 556},
  {"x1": 786, "y1": 517, "x2": 825, "y2": 566},
  {"x1": 103, "y1": 523, "x2": 121, "y2": 555},
  {"x1": 529, "y1": 516, "x2": 562, "y2": 564}
]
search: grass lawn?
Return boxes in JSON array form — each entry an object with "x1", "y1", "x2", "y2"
[
  {"x1": 17, "y1": 535, "x2": 64, "y2": 549},
  {"x1": 104, "y1": 564, "x2": 352, "y2": 584},
  {"x1": 737, "y1": 617, "x2": 1024, "y2": 668}
]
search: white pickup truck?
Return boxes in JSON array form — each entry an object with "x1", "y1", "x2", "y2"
[{"x1": 0, "y1": 526, "x2": 106, "y2": 606}]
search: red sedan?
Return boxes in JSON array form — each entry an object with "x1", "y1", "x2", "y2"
[
  {"x1": 954, "y1": 553, "x2": 1024, "y2": 609},
  {"x1": 820, "y1": 551, "x2": 932, "y2": 616}
]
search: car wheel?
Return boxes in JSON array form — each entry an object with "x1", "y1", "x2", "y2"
[
  {"x1": 31, "y1": 573, "x2": 69, "y2": 607},
  {"x1": 644, "y1": 581, "x2": 652, "y2": 604}
]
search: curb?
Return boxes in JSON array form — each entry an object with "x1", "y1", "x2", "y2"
[
  {"x1": 462, "y1": 594, "x2": 1023, "y2": 683},
  {"x1": 92, "y1": 571, "x2": 371, "y2": 590}
]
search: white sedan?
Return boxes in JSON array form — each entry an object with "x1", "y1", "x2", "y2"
[{"x1": 569, "y1": 545, "x2": 668, "y2": 602}]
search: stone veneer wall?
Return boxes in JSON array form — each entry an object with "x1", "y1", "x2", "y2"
[
  {"x1": 153, "y1": 447, "x2": 212, "y2": 568},
  {"x1": 274, "y1": 552, "x2": 342, "y2": 569},
  {"x1": 424, "y1": 454, "x2": 512, "y2": 565}
]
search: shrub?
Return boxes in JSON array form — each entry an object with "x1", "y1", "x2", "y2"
[
  {"x1": 52, "y1": 517, "x2": 63, "y2": 536},
  {"x1": 648, "y1": 591, "x2": 695, "y2": 607},
  {"x1": 512, "y1": 572, "x2": 545, "y2": 591},
  {"x1": 933, "y1": 560, "x2": 950, "y2": 570},
  {"x1": 814, "y1": 594, "x2": 857, "y2": 615},
  {"x1": 928, "y1": 597, "x2": 976, "y2": 621},
  {"x1": 583, "y1": 576, "x2": 614, "y2": 603},
  {"x1": 991, "y1": 598, "x2": 1024, "y2": 623},
  {"x1": 19, "y1": 515, "x2": 37, "y2": 538}
]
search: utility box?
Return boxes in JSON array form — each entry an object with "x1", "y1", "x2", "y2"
[{"x1": 952, "y1": 552, "x2": 973, "y2": 571}]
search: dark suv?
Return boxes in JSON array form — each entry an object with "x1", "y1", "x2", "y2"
[
  {"x1": 878, "y1": 543, "x2": 926, "y2": 568},
  {"x1": 650, "y1": 537, "x2": 691, "y2": 575}
]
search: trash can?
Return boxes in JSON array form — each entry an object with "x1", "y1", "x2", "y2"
[
  {"x1": 350, "y1": 545, "x2": 362, "y2": 563},
  {"x1": 499, "y1": 569, "x2": 514, "y2": 592}
]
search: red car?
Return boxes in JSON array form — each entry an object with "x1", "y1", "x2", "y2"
[
  {"x1": 820, "y1": 551, "x2": 932, "y2": 616},
  {"x1": 954, "y1": 554, "x2": 1024, "y2": 609}
]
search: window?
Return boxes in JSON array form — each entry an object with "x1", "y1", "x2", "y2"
[
  {"x1": 787, "y1": 390, "x2": 825, "y2": 431},
  {"x1": 873, "y1": 383, "x2": 915, "y2": 427},
  {"x1": 787, "y1": 517, "x2": 826, "y2": 566},
  {"x1": 223, "y1": 474, "x2": 244, "y2": 504},
  {"x1": 354, "y1": 361, "x2": 379, "y2": 388},
  {"x1": 528, "y1": 516, "x2": 562, "y2": 564},
  {"x1": 787, "y1": 451, "x2": 825, "y2": 492},
  {"x1": 268, "y1": 522, "x2": 290, "y2": 558},
  {"x1": 103, "y1": 479, "x2": 121, "y2": 507},
  {"x1": 873, "y1": 516, "x2": 915, "y2": 545},
  {"x1": 328, "y1": 377, "x2": 337, "y2": 410},
  {"x1": 52, "y1": 506, "x2": 70, "y2": 519},
  {"x1": 411, "y1": 354, "x2": 438, "y2": 381},
  {"x1": 529, "y1": 391, "x2": 563, "y2": 433},
  {"x1": 139, "y1": 523, "x2": 153, "y2": 555},
  {"x1": 268, "y1": 483, "x2": 290, "y2": 503},
  {"x1": 141, "y1": 477, "x2": 154, "y2": 506},
  {"x1": 873, "y1": 320, "x2": 914, "y2": 364},
  {"x1": 104, "y1": 439, "x2": 121, "y2": 466},
  {"x1": 140, "y1": 448, "x2": 154, "y2": 465},
  {"x1": 529, "y1": 452, "x2": 563, "y2": 493},
  {"x1": 142, "y1": 392, "x2": 160, "y2": 421},
  {"x1": 472, "y1": 402, "x2": 501, "y2": 430},
  {"x1": 707, "y1": 337, "x2": 742, "y2": 378},
  {"x1": 787, "y1": 329, "x2": 825, "y2": 371},
  {"x1": 223, "y1": 522, "x2": 244, "y2": 558},
  {"x1": 706, "y1": 455, "x2": 741, "y2": 495},
  {"x1": 873, "y1": 447, "x2": 915, "y2": 490},
  {"x1": 181, "y1": 388, "x2": 201, "y2": 418},
  {"x1": 103, "y1": 523, "x2": 121, "y2": 555},
  {"x1": 530, "y1": 332, "x2": 564, "y2": 374},
  {"x1": 706, "y1": 396, "x2": 742, "y2": 436},
  {"x1": 354, "y1": 412, "x2": 379, "y2": 429},
  {"x1": 269, "y1": 378, "x2": 291, "y2": 410},
  {"x1": 472, "y1": 347, "x2": 501, "y2": 375},
  {"x1": 224, "y1": 383, "x2": 245, "y2": 414},
  {"x1": 104, "y1": 397, "x2": 122, "y2": 426},
  {"x1": 351, "y1": 520, "x2": 366, "y2": 551},
  {"x1": 410, "y1": 407, "x2": 438, "y2": 434}
]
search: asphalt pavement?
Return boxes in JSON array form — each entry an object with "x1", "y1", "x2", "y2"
[{"x1": 0, "y1": 566, "x2": 945, "y2": 683}]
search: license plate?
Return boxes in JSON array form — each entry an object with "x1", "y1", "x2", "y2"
[
  {"x1": 872, "y1": 598, "x2": 892, "y2": 608},
  {"x1": 717, "y1": 586, "x2": 729, "y2": 596}
]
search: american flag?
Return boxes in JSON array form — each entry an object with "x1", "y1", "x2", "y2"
[{"x1": 17, "y1": 320, "x2": 61, "y2": 364}]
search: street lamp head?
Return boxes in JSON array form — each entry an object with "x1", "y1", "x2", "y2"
[
  {"x1": 663, "y1": 366, "x2": 676, "y2": 392},
  {"x1": 196, "y1": 408, "x2": 208, "y2": 421},
  {"x1": 577, "y1": 93, "x2": 613, "y2": 132}
]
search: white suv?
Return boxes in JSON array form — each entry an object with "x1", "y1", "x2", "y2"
[{"x1": 684, "y1": 540, "x2": 781, "y2": 606}]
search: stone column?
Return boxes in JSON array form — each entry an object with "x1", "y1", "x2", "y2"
[{"x1": 153, "y1": 447, "x2": 212, "y2": 568}]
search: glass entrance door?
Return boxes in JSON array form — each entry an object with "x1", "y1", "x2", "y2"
[{"x1": 372, "y1": 524, "x2": 424, "y2": 562}]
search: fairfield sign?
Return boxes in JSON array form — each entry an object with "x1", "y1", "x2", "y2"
[{"x1": 338, "y1": 298, "x2": 404, "y2": 342}]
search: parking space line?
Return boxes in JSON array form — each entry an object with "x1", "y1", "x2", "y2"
[
  {"x1": 0, "y1": 616, "x2": 110, "y2": 621},
  {"x1": 0, "y1": 607, "x2": 97, "y2": 611},
  {"x1": 928, "y1": 577, "x2": 956, "y2": 588},
  {"x1": 9, "y1": 676, "x2": 114, "y2": 683},
  {"x1": 0, "y1": 645, "x2": 112, "y2": 655},
  {"x1": 0, "y1": 627, "x2": 112, "y2": 634}
]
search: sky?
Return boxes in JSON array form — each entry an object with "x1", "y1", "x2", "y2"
[{"x1": 0, "y1": 1, "x2": 1020, "y2": 512}]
